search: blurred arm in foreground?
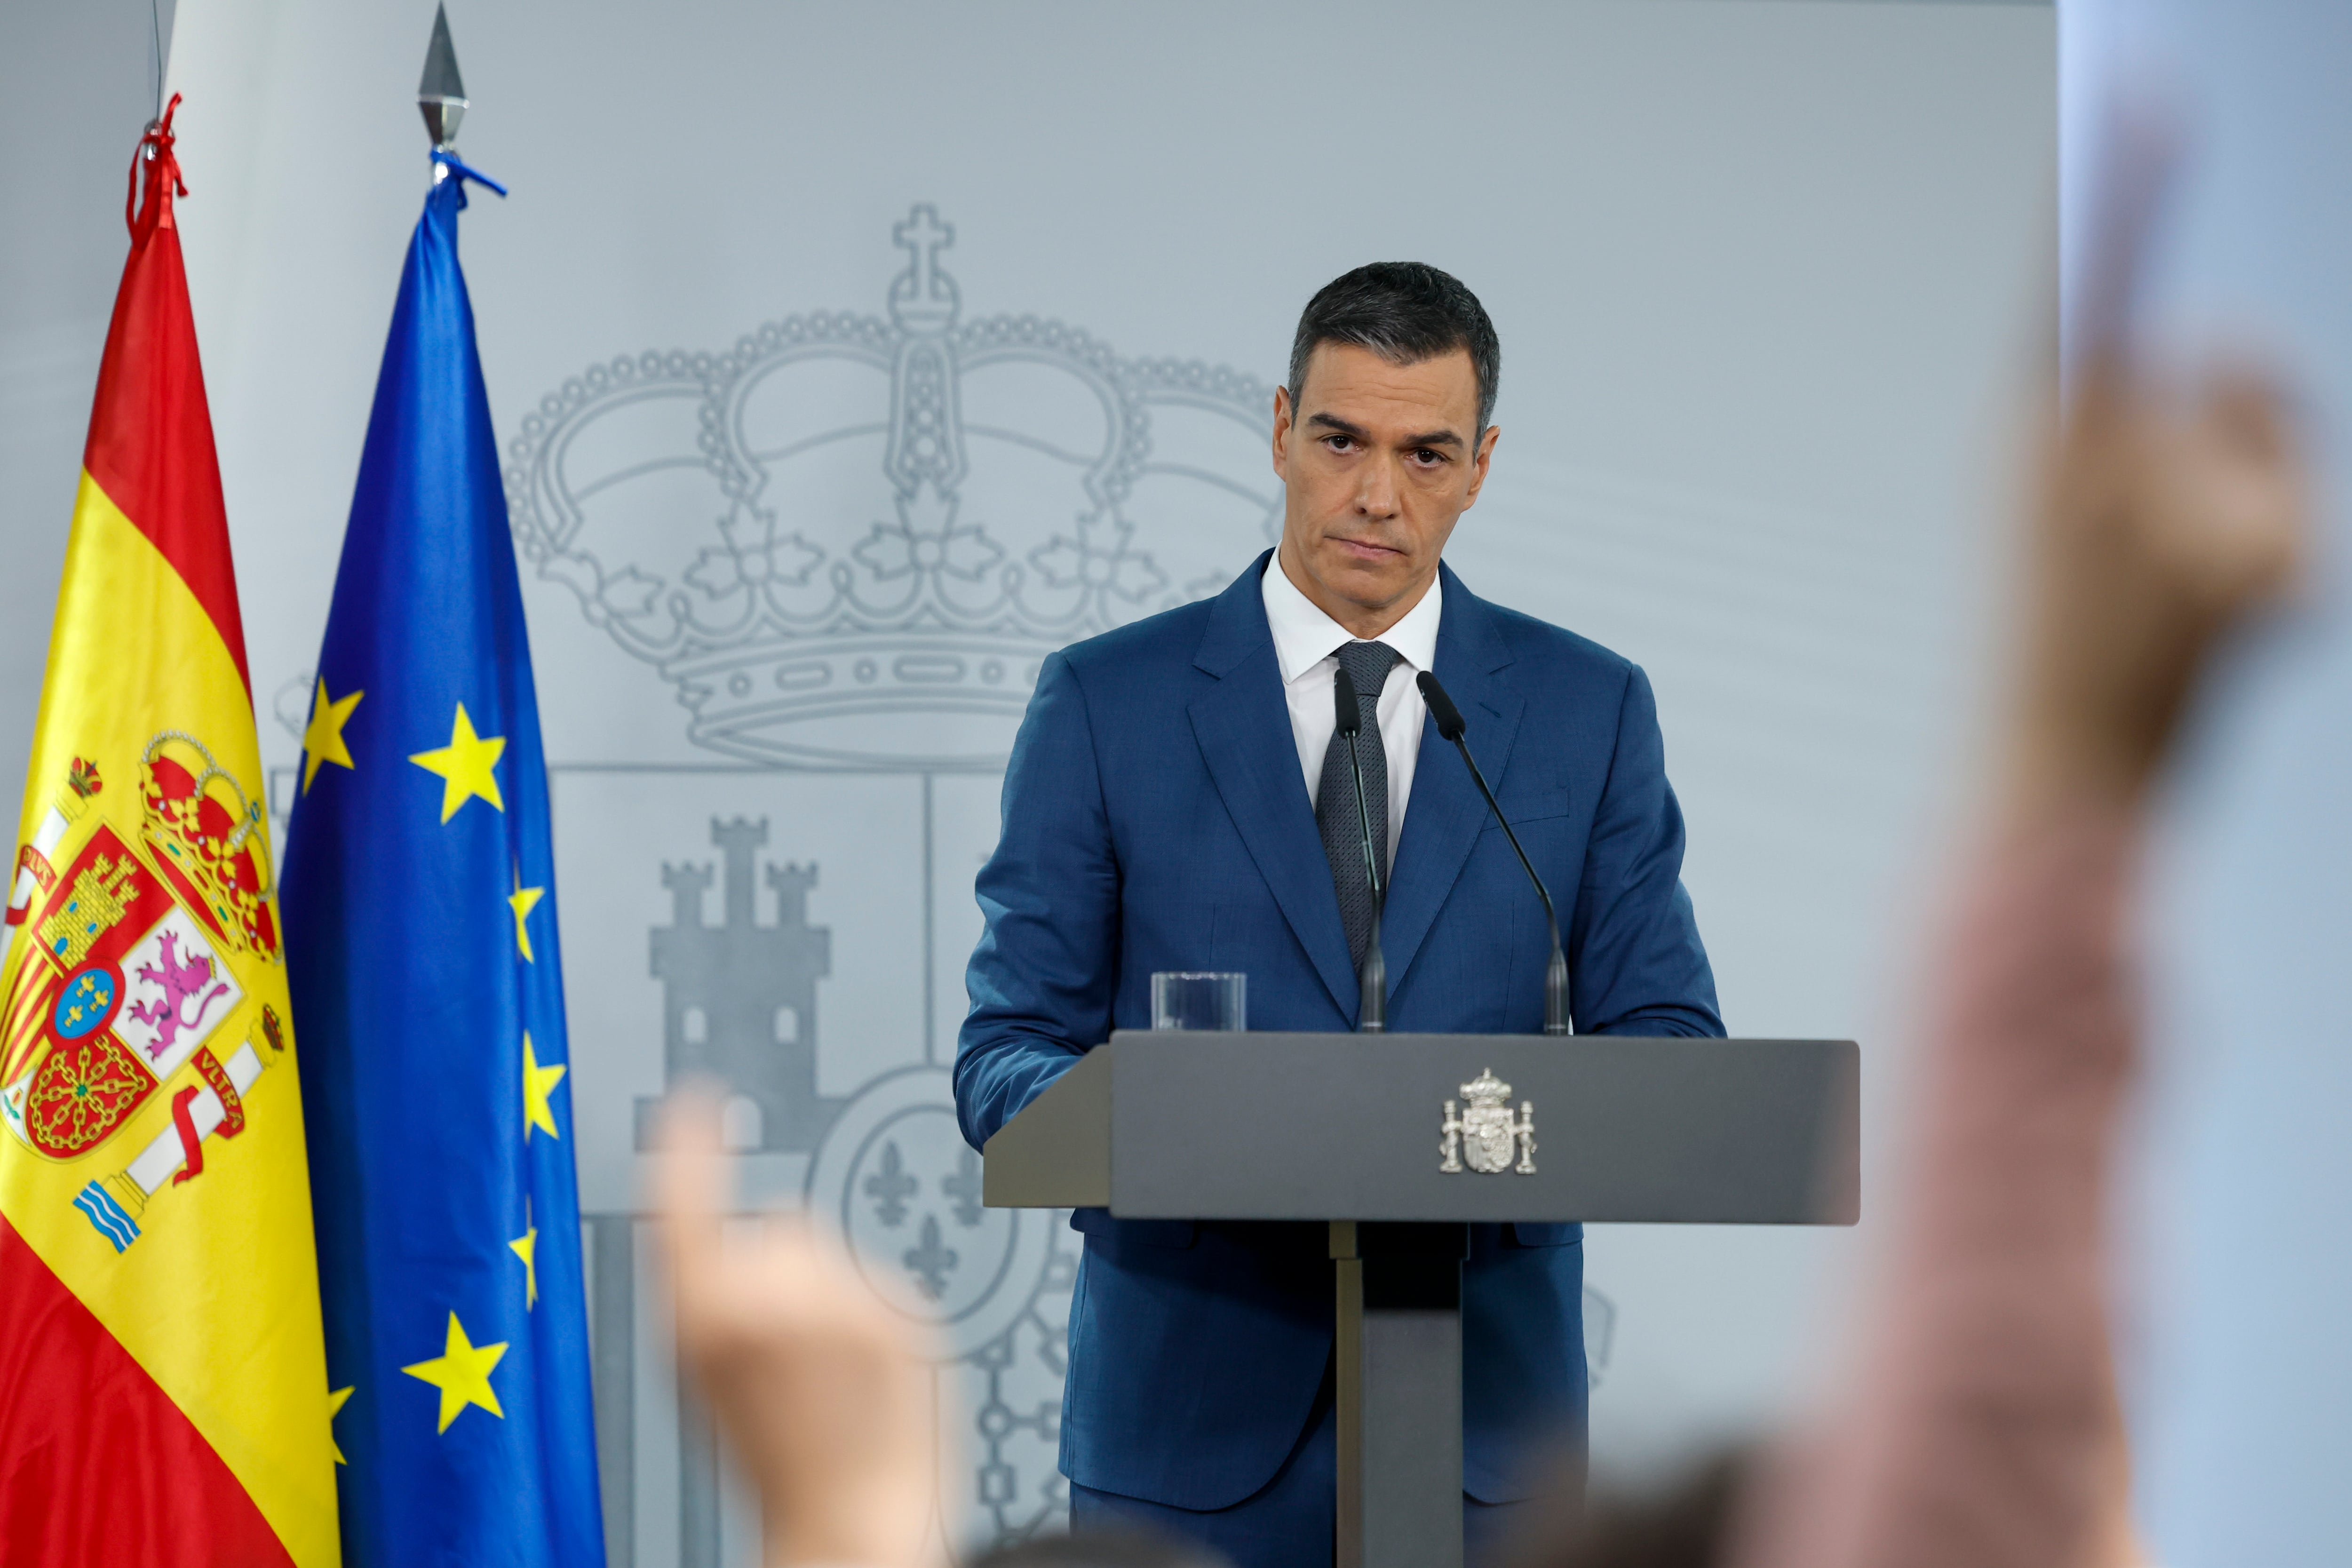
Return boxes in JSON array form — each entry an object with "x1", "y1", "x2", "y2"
[
  {"x1": 652, "y1": 1094, "x2": 1230, "y2": 1568},
  {"x1": 652, "y1": 1090, "x2": 947, "y2": 1568},
  {"x1": 1527, "y1": 161, "x2": 2305, "y2": 1568},
  {"x1": 1725, "y1": 299, "x2": 2305, "y2": 1568}
]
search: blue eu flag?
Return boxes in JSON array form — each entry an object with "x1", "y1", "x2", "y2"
[{"x1": 281, "y1": 155, "x2": 604, "y2": 1566}]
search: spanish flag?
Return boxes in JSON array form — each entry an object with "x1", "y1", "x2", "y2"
[{"x1": 0, "y1": 102, "x2": 337, "y2": 1567}]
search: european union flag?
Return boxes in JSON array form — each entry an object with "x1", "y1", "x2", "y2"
[{"x1": 280, "y1": 152, "x2": 604, "y2": 1566}]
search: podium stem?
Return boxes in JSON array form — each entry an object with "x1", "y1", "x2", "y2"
[{"x1": 1331, "y1": 1220, "x2": 1466, "y2": 1568}]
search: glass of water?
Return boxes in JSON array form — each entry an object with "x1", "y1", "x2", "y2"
[{"x1": 1151, "y1": 971, "x2": 1247, "y2": 1031}]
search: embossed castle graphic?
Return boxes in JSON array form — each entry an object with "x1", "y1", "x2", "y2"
[{"x1": 638, "y1": 818, "x2": 834, "y2": 1153}]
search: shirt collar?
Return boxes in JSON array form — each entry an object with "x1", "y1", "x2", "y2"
[{"x1": 1260, "y1": 551, "x2": 1444, "y2": 686}]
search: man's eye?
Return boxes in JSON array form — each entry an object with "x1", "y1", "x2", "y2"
[
  {"x1": 1324, "y1": 435, "x2": 1354, "y2": 452},
  {"x1": 1413, "y1": 448, "x2": 1444, "y2": 465}
]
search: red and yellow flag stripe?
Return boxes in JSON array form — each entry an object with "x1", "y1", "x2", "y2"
[{"x1": 0, "y1": 103, "x2": 336, "y2": 1568}]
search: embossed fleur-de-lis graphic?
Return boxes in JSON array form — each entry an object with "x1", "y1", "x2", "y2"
[
  {"x1": 903, "y1": 1214, "x2": 959, "y2": 1301},
  {"x1": 864, "y1": 1139, "x2": 917, "y2": 1227},
  {"x1": 942, "y1": 1146, "x2": 985, "y2": 1228}
]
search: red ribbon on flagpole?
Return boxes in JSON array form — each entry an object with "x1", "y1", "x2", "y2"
[{"x1": 126, "y1": 92, "x2": 187, "y2": 237}]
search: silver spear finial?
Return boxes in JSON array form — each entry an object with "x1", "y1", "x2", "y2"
[{"x1": 417, "y1": 4, "x2": 467, "y2": 151}]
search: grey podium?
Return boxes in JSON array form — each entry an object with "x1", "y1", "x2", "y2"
[{"x1": 984, "y1": 1030, "x2": 1860, "y2": 1568}]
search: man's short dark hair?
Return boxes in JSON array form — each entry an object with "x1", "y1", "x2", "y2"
[{"x1": 1287, "y1": 262, "x2": 1501, "y2": 433}]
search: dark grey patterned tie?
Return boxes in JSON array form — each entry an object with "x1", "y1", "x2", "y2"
[{"x1": 1317, "y1": 640, "x2": 1401, "y2": 970}]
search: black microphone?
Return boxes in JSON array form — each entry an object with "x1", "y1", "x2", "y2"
[
  {"x1": 1332, "y1": 661, "x2": 1386, "y2": 1034},
  {"x1": 1416, "y1": 671, "x2": 1571, "y2": 1035}
]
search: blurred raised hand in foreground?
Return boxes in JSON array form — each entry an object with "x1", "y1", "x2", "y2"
[
  {"x1": 651, "y1": 1090, "x2": 1232, "y2": 1568},
  {"x1": 653, "y1": 1089, "x2": 947, "y2": 1568},
  {"x1": 1723, "y1": 135, "x2": 2306, "y2": 1568},
  {"x1": 1520, "y1": 123, "x2": 2306, "y2": 1568}
]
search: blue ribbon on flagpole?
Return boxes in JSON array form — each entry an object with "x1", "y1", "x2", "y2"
[{"x1": 431, "y1": 147, "x2": 508, "y2": 202}]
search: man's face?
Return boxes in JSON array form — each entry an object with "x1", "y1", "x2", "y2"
[{"x1": 1271, "y1": 342, "x2": 1499, "y2": 634}]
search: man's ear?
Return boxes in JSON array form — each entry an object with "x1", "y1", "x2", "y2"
[
  {"x1": 1271, "y1": 386, "x2": 1294, "y2": 483},
  {"x1": 1463, "y1": 424, "x2": 1501, "y2": 507}
]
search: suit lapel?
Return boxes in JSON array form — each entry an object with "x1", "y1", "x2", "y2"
[
  {"x1": 1187, "y1": 554, "x2": 1360, "y2": 1019},
  {"x1": 1383, "y1": 566, "x2": 1522, "y2": 992}
]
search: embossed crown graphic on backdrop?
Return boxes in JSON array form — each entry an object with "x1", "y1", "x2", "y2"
[{"x1": 504, "y1": 205, "x2": 1283, "y2": 771}]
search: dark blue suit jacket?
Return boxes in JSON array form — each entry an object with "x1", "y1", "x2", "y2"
[{"x1": 955, "y1": 554, "x2": 1722, "y2": 1509}]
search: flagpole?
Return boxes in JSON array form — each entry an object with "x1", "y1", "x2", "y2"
[{"x1": 148, "y1": 0, "x2": 166, "y2": 125}]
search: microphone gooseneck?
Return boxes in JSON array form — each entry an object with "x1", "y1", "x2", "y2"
[
  {"x1": 1415, "y1": 670, "x2": 1572, "y2": 1035},
  {"x1": 1333, "y1": 662, "x2": 1386, "y2": 1034}
]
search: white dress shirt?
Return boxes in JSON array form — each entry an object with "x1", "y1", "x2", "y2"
[{"x1": 1260, "y1": 553, "x2": 1444, "y2": 868}]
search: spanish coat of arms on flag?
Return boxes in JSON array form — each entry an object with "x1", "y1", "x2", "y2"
[{"x1": 0, "y1": 103, "x2": 338, "y2": 1568}]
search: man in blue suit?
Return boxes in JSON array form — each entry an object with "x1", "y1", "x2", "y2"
[{"x1": 956, "y1": 263, "x2": 1722, "y2": 1566}]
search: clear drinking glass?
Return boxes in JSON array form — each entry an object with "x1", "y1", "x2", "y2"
[{"x1": 1151, "y1": 971, "x2": 1247, "y2": 1031}]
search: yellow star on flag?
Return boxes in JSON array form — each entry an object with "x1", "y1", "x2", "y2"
[
  {"x1": 523, "y1": 1033, "x2": 566, "y2": 1143},
  {"x1": 408, "y1": 702, "x2": 505, "y2": 823},
  {"x1": 327, "y1": 1385, "x2": 354, "y2": 1465},
  {"x1": 511, "y1": 1203, "x2": 539, "y2": 1309},
  {"x1": 400, "y1": 1311, "x2": 508, "y2": 1434},
  {"x1": 508, "y1": 871, "x2": 546, "y2": 963},
  {"x1": 301, "y1": 680, "x2": 365, "y2": 793}
]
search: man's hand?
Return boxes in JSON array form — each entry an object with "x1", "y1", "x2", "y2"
[{"x1": 652, "y1": 1089, "x2": 946, "y2": 1568}]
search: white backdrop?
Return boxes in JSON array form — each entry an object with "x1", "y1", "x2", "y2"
[{"x1": 9, "y1": 2, "x2": 2057, "y2": 1562}]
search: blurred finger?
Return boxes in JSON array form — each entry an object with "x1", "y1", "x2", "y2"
[
  {"x1": 2071, "y1": 87, "x2": 2183, "y2": 371},
  {"x1": 650, "y1": 1083, "x2": 731, "y2": 1301}
]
